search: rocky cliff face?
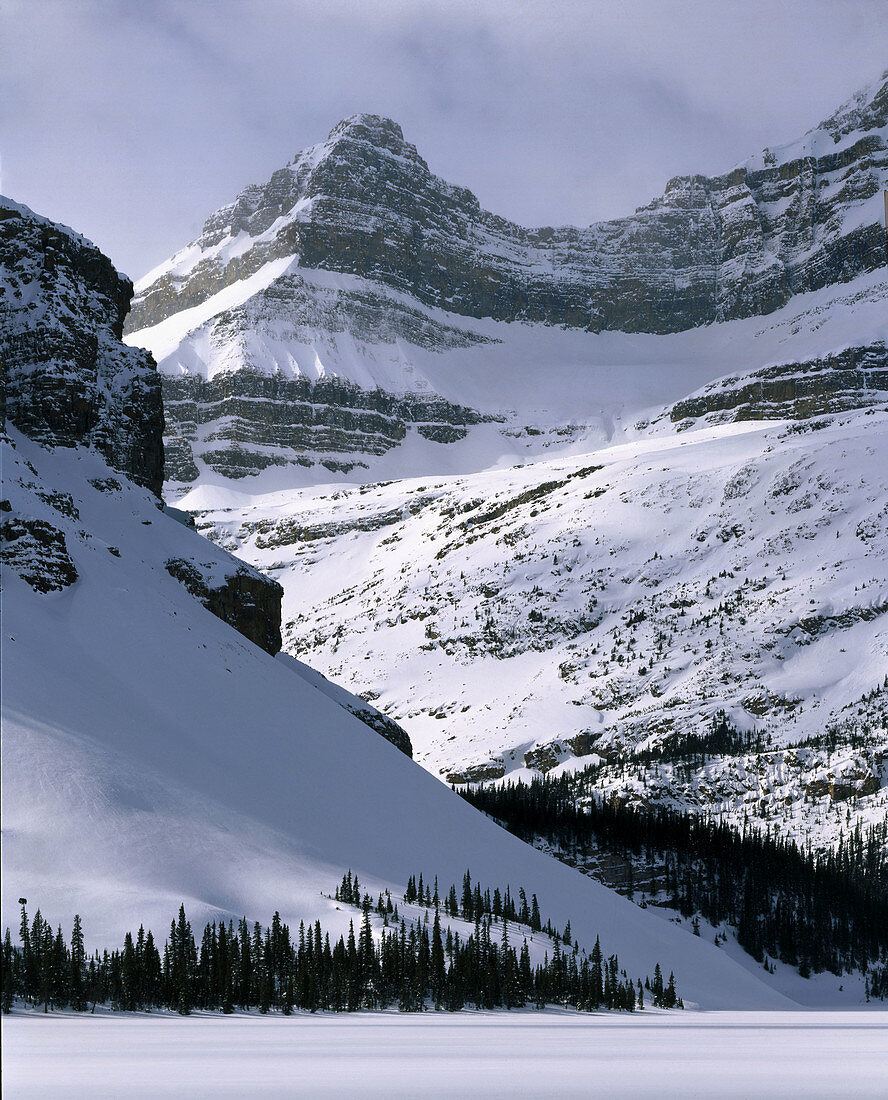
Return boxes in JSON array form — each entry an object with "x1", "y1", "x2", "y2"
[
  {"x1": 0, "y1": 200, "x2": 285, "y2": 657},
  {"x1": 133, "y1": 256, "x2": 498, "y2": 486},
  {"x1": 1, "y1": 198, "x2": 164, "y2": 496},
  {"x1": 162, "y1": 371, "x2": 491, "y2": 483},
  {"x1": 669, "y1": 342, "x2": 888, "y2": 426},
  {"x1": 128, "y1": 74, "x2": 887, "y2": 339}
]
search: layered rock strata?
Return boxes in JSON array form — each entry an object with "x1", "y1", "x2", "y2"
[
  {"x1": 669, "y1": 342, "x2": 888, "y2": 425},
  {"x1": 129, "y1": 75, "x2": 887, "y2": 339},
  {"x1": 162, "y1": 371, "x2": 490, "y2": 483}
]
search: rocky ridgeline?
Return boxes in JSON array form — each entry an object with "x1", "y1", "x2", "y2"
[
  {"x1": 129, "y1": 76, "x2": 887, "y2": 339},
  {"x1": 1, "y1": 198, "x2": 163, "y2": 495},
  {"x1": 162, "y1": 370, "x2": 490, "y2": 483},
  {"x1": 123, "y1": 77, "x2": 887, "y2": 484},
  {"x1": 669, "y1": 342, "x2": 888, "y2": 425}
]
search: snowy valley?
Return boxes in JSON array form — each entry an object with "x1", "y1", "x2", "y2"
[
  {"x1": 2, "y1": 63, "x2": 887, "y2": 1035},
  {"x1": 1, "y1": 197, "x2": 809, "y2": 1016}
]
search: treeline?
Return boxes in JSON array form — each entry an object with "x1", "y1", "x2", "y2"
[
  {"x1": 633, "y1": 711, "x2": 770, "y2": 766},
  {"x1": 460, "y1": 773, "x2": 888, "y2": 988},
  {"x1": 1, "y1": 873, "x2": 680, "y2": 1015}
]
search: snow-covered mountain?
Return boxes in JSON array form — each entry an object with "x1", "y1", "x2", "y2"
[
  {"x1": 4, "y1": 62, "x2": 886, "y2": 1011},
  {"x1": 193, "y1": 403, "x2": 888, "y2": 852},
  {"x1": 113, "y1": 75, "x2": 888, "y2": 853},
  {"x1": 2, "y1": 197, "x2": 814, "y2": 1010},
  {"x1": 123, "y1": 73, "x2": 887, "y2": 491}
]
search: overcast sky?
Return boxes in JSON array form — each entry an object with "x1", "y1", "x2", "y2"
[{"x1": 2, "y1": 0, "x2": 886, "y2": 280}]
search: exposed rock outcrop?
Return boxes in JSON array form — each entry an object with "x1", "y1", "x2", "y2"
[
  {"x1": 670, "y1": 342, "x2": 888, "y2": 425},
  {"x1": 444, "y1": 760, "x2": 507, "y2": 785},
  {"x1": 162, "y1": 371, "x2": 490, "y2": 484},
  {"x1": 165, "y1": 556, "x2": 283, "y2": 655},
  {"x1": 523, "y1": 733, "x2": 602, "y2": 774},
  {"x1": 0, "y1": 511, "x2": 78, "y2": 592},
  {"x1": 1, "y1": 198, "x2": 164, "y2": 495},
  {"x1": 346, "y1": 706, "x2": 413, "y2": 757}
]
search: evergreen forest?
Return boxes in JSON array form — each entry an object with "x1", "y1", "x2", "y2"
[
  {"x1": 460, "y1": 770, "x2": 888, "y2": 997},
  {"x1": 1, "y1": 871, "x2": 679, "y2": 1016}
]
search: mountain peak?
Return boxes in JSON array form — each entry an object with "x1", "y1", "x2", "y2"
[
  {"x1": 816, "y1": 68, "x2": 888, "y2": 139},
  {"x1": 129, "y1": 72, "x2": 887, "y2": 345},
  {"x1": 323, "y1": 113, "x2": 408, "y2": 157}
]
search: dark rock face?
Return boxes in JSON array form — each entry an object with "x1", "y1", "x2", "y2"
[
  {"x1": 0, "y1": 201, "x2": 286, "y2": 658},
  {"x1": 670, "y1": 342, "x2": 888, "y2": 424},
  {"x1": 162, "y1": 372, "x2": 490, "y2": 484},
  {"x1": 129, "y1": 79, "x2": 888, "y2": 339},
  {"x1": 0, "y1": 513, "x2": 78, "y2": 592},
  {"x1": 1, "y1": 199, "x2": 164, "y2": 495},
  {"x1": 444, "y1": 760, "x2": 507, "y2": 785},
  {"x1": 346, "y1": 706, "x2": 413, "y2": 757},
  {"x1": 519, "y1": 733, "x2": 601, "y2": 774},
  {"x1": 165, "y1": 556, "x2": 283, "y2": 655}
]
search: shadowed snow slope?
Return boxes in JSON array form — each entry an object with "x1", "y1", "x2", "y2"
[{"x1": 0, "y1": 428, "x2": 796, "y2": 1010}]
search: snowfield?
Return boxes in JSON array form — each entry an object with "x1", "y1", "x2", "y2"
[{"x1": 3, "y1": 1011, "x2": 887, "y2": 1099}]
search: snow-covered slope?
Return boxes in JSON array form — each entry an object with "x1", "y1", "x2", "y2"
[
  {"x1": 193, "y1": 406, "x2": 888, "y2": 852},
  {"x1": 0, "y1": 426, "x2": 804, "y2": 1009}
]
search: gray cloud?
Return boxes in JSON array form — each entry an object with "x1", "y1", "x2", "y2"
[{"x1": 2, "y1": 0, "x2": 886, "y2": 279}]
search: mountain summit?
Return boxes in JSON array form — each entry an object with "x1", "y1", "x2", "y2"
[
  {"x1": 124, "y1": 75, "x2": 887, "y2": 492},
  {"x1": 129, "y1": 76, "x2": 887, "y2": 339}
]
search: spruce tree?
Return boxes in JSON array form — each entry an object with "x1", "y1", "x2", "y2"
[{"x1": 70, "y1": 914, "x2": 86, "y2": 1011}]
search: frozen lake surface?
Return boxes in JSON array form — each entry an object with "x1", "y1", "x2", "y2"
[{"x1": 3, "y1": 1010, "x2": 886, "y2": 1098}]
